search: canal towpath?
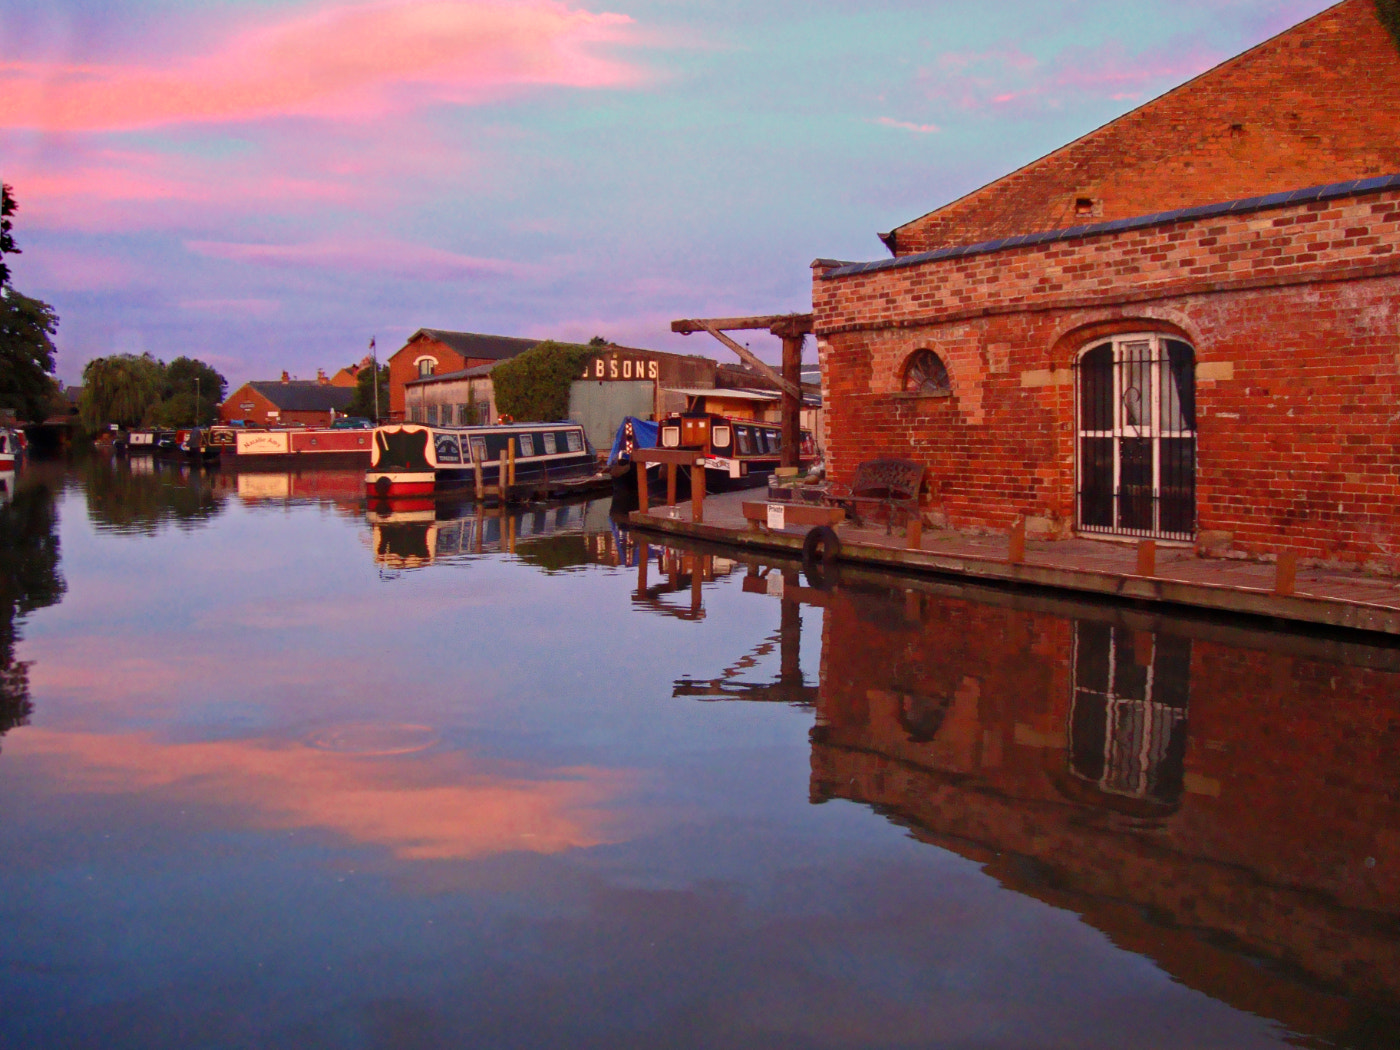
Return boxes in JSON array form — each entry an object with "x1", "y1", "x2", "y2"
[{"x1": 630, "y1": 489, "x2": 1400, "y2": 637}]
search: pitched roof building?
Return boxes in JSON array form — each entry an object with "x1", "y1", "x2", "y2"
[
  {"x1": 815, "y1": 0, "x2": 1400, "y2": 570},
  {"x1": 219, "y1": 378, "x2": 356, "y2": 426},
  {"x1": 385, "y1": 329, "x2": 541, "y2": 418}
]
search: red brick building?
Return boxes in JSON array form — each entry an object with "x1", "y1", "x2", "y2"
[
  {"x1": 219, "y1": 377, "x2": 355, "y2": 427},
  {"x1": 815, "y1": 0, "x2": 1400, "y2": 569},
  {"x1": 385, "y1": 329, "x2": 539, "y2": 420}
]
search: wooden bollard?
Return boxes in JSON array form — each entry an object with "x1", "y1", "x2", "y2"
[
  {"x1": 635, "y1": 460, "x2": 649, "y2": 513},
  {"x1": 691, "y1": 459, "x2": 706, "y2": 523},
  {"x1": 905, "y1": 510, "x2": 923, "y2": 551},
  {"x1": 507, "y1": 440, "x2": 517, "y2": 488},
  {"x1": 473, "y1": 458, "x2": 484, "y2": 501},
  {"x1": 1008, "y1": 518, "x2": 1026, "y2": 564},
  {"x1": 1136, "y1": 539, "x2": 1156, "y2": 578},
  {"x1": 666, "y1": 462, "x2": 678, "y2": 506},
  {"x1": 1275, "y1": 551, "x2": 1298, "y2": 596}
]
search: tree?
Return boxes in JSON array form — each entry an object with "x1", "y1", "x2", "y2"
[
  {"x1": 160, "y1": 356, "x2": 227, "y2": 426},
  {"x1": 79, "y1": 354, "x2": 163, "y2": 431},
  {"x1": 1380, "y1": 0, "x2": 1400, "y2": 51},
  {"x1": 0, "y1": 184, "x2": 61, "y2": 422},
  {"x1": 492, "y1": 340, "x2": 592, "y2": 422},
  {"x1": 0, "y1": 291, "x2": 59, "y2": 422},
  {"x1": 0, "y1": 184, "x2": 18, "y2": 288},
  {"x1": 346, "y1": 361, "x2": 389, "y2": 420}
]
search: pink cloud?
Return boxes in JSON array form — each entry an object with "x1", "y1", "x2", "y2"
[
  {"x1": 0, "y1": 0, "x2": 644, "y2": 132},
  {"x1": 185, "y1": 236, "x2": 537, "y2": 281},
  {"x1": 15, "y1": 246, "x2": 150, "y2": 291},
  {"x1": 874, "y1": 116, "x2": 940, "y2": 134}
]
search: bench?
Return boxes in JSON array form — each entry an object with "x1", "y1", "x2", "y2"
[{"x1": 829, "y1": 458, "x2": 926, "y2": 547}]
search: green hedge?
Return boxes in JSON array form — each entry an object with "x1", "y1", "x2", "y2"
[
  {"x1": 491, "y1": 340, "x2": 592, "y2": 422},
  {"x1": 1380, "y1": 0, "x2": 1400, "y2": 51}
]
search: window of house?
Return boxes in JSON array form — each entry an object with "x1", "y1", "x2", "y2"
[{"x1": 903, "y1": 350, "x2": 952, "y2": 396}]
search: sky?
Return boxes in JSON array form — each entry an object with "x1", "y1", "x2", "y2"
[{"x1": 0, "y1": 0, "x2": 1339, "y2": 389}]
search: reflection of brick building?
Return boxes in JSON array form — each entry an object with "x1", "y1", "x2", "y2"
[
  {"x1": 815, "y1": 0, "x2": 1400, "y2": 567},
  {"x1": 809, "y1": 580, "x2": 1400, "y2": 1040}
]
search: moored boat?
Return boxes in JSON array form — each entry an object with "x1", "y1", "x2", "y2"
[
  {"x1": 365, "y1": 421, "x2": 595, "y2": 500},
  {"x1": 0, "y1": 428, "x2": 25, "y2": 472},
  {"x1": 610, "y1": 411, "x2": 815, "y2": 505}
]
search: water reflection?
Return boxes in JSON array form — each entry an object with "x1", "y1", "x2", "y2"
[
  {"x1": 661, "y1": 544, "x2": 1400, "y2": 1047},
  {"x1": 0, "y1": 473, "x2": 64, "y2": 750},
  {"x1": 82, "y1": 455, "x2": 228, "y2": 534},
  {"x1": 367, "y1": 498, "x2": 618, "y2": 572}
]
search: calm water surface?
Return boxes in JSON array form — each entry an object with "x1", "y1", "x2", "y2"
[{"x1": 1, "y1": 458, "x2": 1398, "y2": 1049}]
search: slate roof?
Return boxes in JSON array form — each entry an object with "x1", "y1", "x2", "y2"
[
  {"x1": 245, "y1": 381, "x2": 356, "y2": 412},
  {"x1": 403, "y1": 329, "x2": 540, "y2": 361},
  {"x1": 405, "y1": 361, "x2": 502, "y2": 386},
  {"x1": 818, "y1": 172, "x2": 1400, "y2": 280}
]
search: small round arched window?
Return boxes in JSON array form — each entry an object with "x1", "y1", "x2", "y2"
[{"x1": 903, "y1": 350, "x2": 951, "y2": 396}]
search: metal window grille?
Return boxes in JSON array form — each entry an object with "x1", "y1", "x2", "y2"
[{"x1": 1076, "y1": 335, "x2": 1196, "y2": 541}]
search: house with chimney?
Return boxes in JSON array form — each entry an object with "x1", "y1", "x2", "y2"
[{"x1": 219, "y1": 371, "x2": 356, "y2": 427}]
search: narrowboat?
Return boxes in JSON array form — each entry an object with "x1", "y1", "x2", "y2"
[
  {"x1": 206, "y1": 426, "x2": 375, "y2": 467},
  {"x1": 365, "y1": 422, "x2": 595, "y2": 500},
  {"x1": 0, "y1": 428, "x2": 25, "y2": 471},
  {"x1": 611, "y1": 412, "x2": 815, "y2": 504}
]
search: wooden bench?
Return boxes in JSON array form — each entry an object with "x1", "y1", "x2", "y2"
[
  {"x1": 829, "y1": 458, "x2": 925, "y2": 547},
  {"x1": 741, "y1": 501, "x2": 845, "y2": 532}
]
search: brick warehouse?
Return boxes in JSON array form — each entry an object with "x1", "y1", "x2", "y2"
[{"x1": 814, "y1": 0, "x2": 1400, "y2": 569}]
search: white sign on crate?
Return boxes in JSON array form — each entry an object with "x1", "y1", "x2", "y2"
[{"x1": 766, "y1": 503, "x2": 786, "y2": 531}]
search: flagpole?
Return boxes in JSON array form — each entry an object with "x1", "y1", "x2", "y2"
[{"x1": 370, "y1": 336, "x2": 379, "y2": 423}]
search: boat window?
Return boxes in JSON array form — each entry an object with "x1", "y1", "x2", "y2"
[
  {"x1": 469, "y1": 436, "x2": 486, "y2": 464},
  {"x1": 518, "y1": 433, "x2": 535, "y2": 457},
  {"x1": 565, "y1": 430, "x2": 583, "y2": 452},
  {"x1": 711, "y1": 425, "x2": 731, "y2": 449},
  {"x1": 770, "y1": 430, "x2": 782, "y2": 451},
  {"x1": 736, "y1": 427, "x2": 753, "y2": 455},
  {"x1": 543, "y1": 432, "x2": 558, "y2": 455},
  {"x1": 661, "y1": 426, "x2": 680, "y2": 449}
]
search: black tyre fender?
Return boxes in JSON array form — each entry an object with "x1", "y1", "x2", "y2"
[
  {"x1": 801, "y1": 525, "x2": 842, "y2": 589},
  {"x1": 373, "y1": 475, "x2": 391, "y2": 497}
]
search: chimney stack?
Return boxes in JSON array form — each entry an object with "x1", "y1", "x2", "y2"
[{"x1": 281, "y1": 370, "x2": 290, "y2": 383}]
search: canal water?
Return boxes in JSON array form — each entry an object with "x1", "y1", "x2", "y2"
[{"x1": 2, "y1": 458, "x2": 1398, "y2": 1049}]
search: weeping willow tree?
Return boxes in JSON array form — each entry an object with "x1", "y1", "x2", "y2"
[
  {"x1": 1380, "y1": 0, "x2": 1400, "y2": 50},
  {"x1": 79, "y1": 353, "x2": 163, "y2": 431}
]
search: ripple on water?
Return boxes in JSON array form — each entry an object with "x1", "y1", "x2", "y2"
[{"x1": 304, "y1": 723, "x2": 440, "y2": 756}]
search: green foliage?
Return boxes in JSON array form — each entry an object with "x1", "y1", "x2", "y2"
[
  {"x1": 80, "y1": 353, "x2": 225, "y2": 430},
  {"x1": 82, "y1": 457, "x2": 225, "y2": 536},
  {"x1": 0, "y1": 290, "x2": 60, "y2": 422},
  {"x1": 0, "y1": 477, "x2": 65, "y2": 750},
  {"x1": 491, "y1": 340, "x2": 591, "y2": 423},
  {"x1": 347, "y1": 362, "x2": 389, "y2": 420},
  {"x1": 80, "y1": 354, "x2": 163, "y2": 431},
  {"x1": 0, "y1": 184, "x2": 18, "y2": 289},
  {"x1": 1379, "y1": 0, "x2": 1400, "y2": 50}
]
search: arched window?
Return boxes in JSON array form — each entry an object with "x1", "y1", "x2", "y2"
[
  {"x1": 903, "y1": 350, "x2": 951, "y2": 396},
  {"x1": 416, "y1": 357, "x2": 437, "y2": 378},
  {"x1": 1076, "y1": 334, "x2": 1195, "y2": 540}
]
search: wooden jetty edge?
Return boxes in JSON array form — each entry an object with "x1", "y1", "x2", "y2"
[{"x1": 630, "y1": 489, "x2": 1400, "y2": 638}]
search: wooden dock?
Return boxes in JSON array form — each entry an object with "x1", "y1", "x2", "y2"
[{"x1": 630, "y1": 489, "x2": 1400, "y2": 637}]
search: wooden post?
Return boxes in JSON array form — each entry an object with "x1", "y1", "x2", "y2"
[
  {"x1": 1008, "y1": 518, "x2": 1026, "y2": 564},
  {"x1": 905, "y1": 510, "x2": 922, "y2": 551},
  {"x1": 1136, "y1": 539, "x2": 1157, "y2": 578},
  {"x1": 635, "y1": 460, "x2": 649, "y2": 513},
  {"x1": 1275, "y1": 551, "x2": 1298, "y2": 596},
  {"x1": 780, "y1": 333, "x2": 802, "y2": 469},
  {"x1": 507, "y1": 440, "x2": 516, "y2": 489},
  {"x1": 691, "y1": 459, "x2": 706, "y2": 524},
  {"x1": 666, "y1": 462, "x2": 678, "y2": 506}
]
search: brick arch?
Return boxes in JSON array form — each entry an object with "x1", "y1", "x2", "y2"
[
  {"x1": 900, "y1": 348, "x2": 953, "y2": 396},
  {"x1": 1048, "y1": 315, "x2": 1197, "y2": 370}
]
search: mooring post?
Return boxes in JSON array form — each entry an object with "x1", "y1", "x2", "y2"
[
  {"x1": 667, "y1": 462, "x2": 677, "y2": 506},
  {"x1": 780, "y1": 333, "x2": 802, "y2": 469},
  {"x1": 1275, "y1": 551, "x2": 1298, "y2": 596},
  {"x1": 473, "y1": 458, "x2": 483, "y2": 502},
  {"x1": 1008, "y1": 518, "x2": 1026, "y2": 564},
  {"x1": 1137, "y1": 540, "x2": 1157, "y2": 578},
  {"x1": 692, "y1": 459, "x2": 706, "y2": 523},
  {"x1": 507, "y1": 440, "x2": 517, "y2": 490},
  {"x1": 905, "y1": 509, "x2": 923, "y2": 551},
  {"x1": 636, "y1": 459, "x2": 649, "y2": 513}
]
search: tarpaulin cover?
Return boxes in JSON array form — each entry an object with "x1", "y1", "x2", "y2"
[{"x1": 607, "y1": 416, "x2": 659, "y2": 466}]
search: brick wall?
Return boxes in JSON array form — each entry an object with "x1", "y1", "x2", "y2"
[
  {"x1": 811, "y1": 584, "x2": 1400, "y2": 1028},
  {"x1": 815, "y1": 187, "x2": 1400, "y2": 567},
  {"x1": 387, "y1": 337, "x2": 468, "y2": 418},
  {"x1": 890, "y1": 0, "x2": 1400, "y2": 255}
]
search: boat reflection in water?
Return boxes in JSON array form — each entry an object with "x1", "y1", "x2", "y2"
[{"x1": 661, "y1": 543, "x2": 1400, "y2": 1048}]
